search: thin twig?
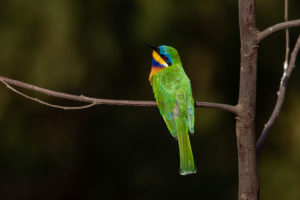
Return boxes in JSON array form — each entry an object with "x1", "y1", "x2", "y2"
[
  {"x1": 257, "y1": 19, "x2": 300, "y2": 42},
  {"x1": 0, "y1": 80, "x2": 96, "y2": 110},
  {"x1": 0, "y1": 75, "x2": 238, "y2": 114},
  {"x1": 256, "y1": 35, "x2": 300, "y2": 153},
  {"x1": 284, "y1": 0, "x2": 290, "y2": 62},
  {"x1": 195, "y1": 101, "x2": 238, "y2": 113},
  {"x1": 281, "y1": 0, "x2": 290, "y2": 86}
]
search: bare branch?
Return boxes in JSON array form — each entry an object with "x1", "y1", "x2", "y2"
[
  {"x1": 256, "y1": 35, "x2": 300, "y2": 153},
  {"x1": 196, "y1": 102, "x2": 237, "y2": 113},
  {"x1": 0, "y1": 75, "x2": 238, "y2": 114},
  {"x1": 284, "y1": 0, "x2": 290, "y2": 62},
  {"x1": 0, "y1": 80, "x2": 96, "y2": 110},
  {"x1": 280, "y1": 0, "x2": 290, "y2": 87},
  {"x1": 257, "y1": 19, "x2": 300, "y2": 42}
]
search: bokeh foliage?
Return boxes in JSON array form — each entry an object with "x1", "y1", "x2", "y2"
[{"x1": 0, "y1": 0, "x2": 299, "y2": 199}]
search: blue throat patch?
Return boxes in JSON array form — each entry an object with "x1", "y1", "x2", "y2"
[{"x1": 152, "y1": 59, "x2": 165, "y2": 68}]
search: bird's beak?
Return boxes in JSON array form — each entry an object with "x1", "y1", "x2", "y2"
[{"x1": 145, "y1": 44, "x2": 159, "y2": 53}]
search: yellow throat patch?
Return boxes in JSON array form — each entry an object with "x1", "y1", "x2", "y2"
[
  {"x1": 152, "y1": 51, "x2": 168, "y2": 67},
  {"x1": 149, "y1": 51, "x2": 168, "y2": 85}
]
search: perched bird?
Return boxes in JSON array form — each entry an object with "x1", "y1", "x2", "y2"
[{"x1": 147, "y1": 44, "x2": 196, "y2": 175}]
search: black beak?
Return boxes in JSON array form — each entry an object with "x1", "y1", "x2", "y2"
[{"x1": 145, "y1": 44, "x2": 159, "y2": 52}]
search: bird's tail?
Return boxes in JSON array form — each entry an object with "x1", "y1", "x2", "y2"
[{"x1": 177, "y1": 131, "x2": 196, "y2": 175}]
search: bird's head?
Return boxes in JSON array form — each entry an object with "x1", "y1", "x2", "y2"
[{"x1": 146, "y1": 44, "x2": 181, "y2": 84}]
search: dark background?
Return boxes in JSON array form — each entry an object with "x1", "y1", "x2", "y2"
[{"x1": 0, "y1": 0, "x2": 300, "y2": 199}]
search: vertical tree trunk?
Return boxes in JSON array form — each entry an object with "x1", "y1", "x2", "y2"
[{"x1": 236, "y1": 0, "x2": 260, "y2": 199}]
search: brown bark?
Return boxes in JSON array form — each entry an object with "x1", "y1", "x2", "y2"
[{"x1": 236, "y1": 0, "x2": 260, "y2": 199}]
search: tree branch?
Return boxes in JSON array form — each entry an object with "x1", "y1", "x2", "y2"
[
  {"x1": 284, "y1": 0, "x2": 290, "y2": 63},
  {"x1": 256, "y1": 34, "x2": 300, "y2": 153},
  {"x1": 0, "y1": 75, "x2": 238, "y2": 114},
  {"x1": 281, "y1": 0, "x2": 290, "y2": 86},
  {"x1": 257, "y1": 19, "x2": 300, "y2": 42},
  {"x1": 0, "y1": 80, "x2": 96, "y2": 110}
]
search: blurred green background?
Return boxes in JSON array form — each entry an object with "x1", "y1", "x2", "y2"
[{"x1": 0, "y1": 0, "x2": 300, "y2": 199}]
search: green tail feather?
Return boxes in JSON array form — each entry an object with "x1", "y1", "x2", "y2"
[{"x1": 177, "y1": 132, "x2": 196, "y2": 175}]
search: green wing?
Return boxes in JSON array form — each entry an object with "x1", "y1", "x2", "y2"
[
  {"x1": 152, "y1": 79, "x2": 177, "y2": 137},
  {"x1": 152, "y1": 67, "x2": 194, "y2": 137},
  {"x1": 186, "y1": 85, "x2": 195, "y2": 134}
]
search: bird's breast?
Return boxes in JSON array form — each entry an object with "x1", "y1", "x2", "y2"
[{"x1": 149, "y1": 66, "x2": 164, "y2": 84}]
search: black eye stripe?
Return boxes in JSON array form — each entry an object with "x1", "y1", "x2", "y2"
[
  {"x1": 159, "y1": 53, "x2": 172, "y2": 65},
  {"x1": 159, "y1": 54, "x2": 168, "y2": 60}
]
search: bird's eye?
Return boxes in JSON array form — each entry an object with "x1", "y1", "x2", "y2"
[
  {"x1": 160, "y1": 54, "x2": 172, "y2": 66},
  {"x1": 162, "y1": 55, "x2": 168, "y2": 61}
]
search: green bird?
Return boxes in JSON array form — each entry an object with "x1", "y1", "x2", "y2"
[{"x1": 147, "y1": 44, "x2": 196, "y2": 175}]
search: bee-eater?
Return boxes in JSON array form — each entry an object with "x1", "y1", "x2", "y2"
[{"x1": 147, "y1": 44, "x2": 196, "y2": 175}]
